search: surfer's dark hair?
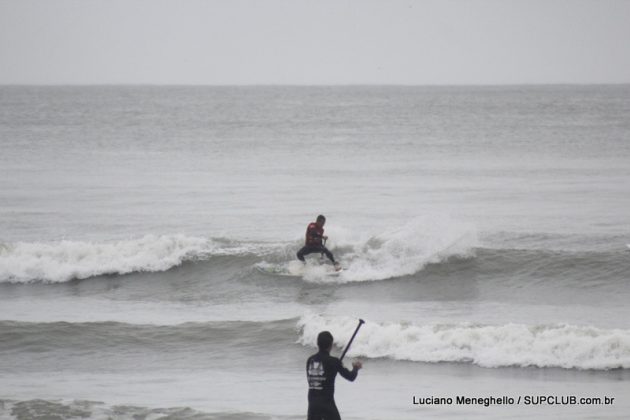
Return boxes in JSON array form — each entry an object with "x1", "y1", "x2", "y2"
[
  {"x1": 316, "y1": 215, "x2": 326, "y2": 222},
  {"x1": 317, "y1": 331, "x2": 333, "y2": 350}
]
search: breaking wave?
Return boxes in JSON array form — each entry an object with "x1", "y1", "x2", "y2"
[
  {"x1": 0, "y1": 217, "x2": 477, "y2": 284},
  {"x1": 0, "y1": 234, "x2": 268, "y2": 283},
  {"x1": 297, "y1": 314, "x2": 630, "y2": 370},
  {"x1": 259, "y1": 216, "x2": 478, "y2": 283}
]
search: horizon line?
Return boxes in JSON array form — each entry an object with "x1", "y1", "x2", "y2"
[{"x1": 2, "y1": 82, "x2": 630, "y2": 88}]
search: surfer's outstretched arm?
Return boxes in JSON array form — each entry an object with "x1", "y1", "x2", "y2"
[{"x1": 337, "y1": 359, "x2": 360, "y2": 382}]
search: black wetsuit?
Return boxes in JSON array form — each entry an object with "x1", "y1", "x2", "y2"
[
  {"x1": 306, "y1": 350, "x2": 359, "y2": 420},
  {"x1": 297, "y1": 245, "x2": 335, "y2": 263}
]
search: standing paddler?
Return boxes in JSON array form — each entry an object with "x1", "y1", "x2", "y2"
[
  {"x1": 306, "y1": 326, "x2": 364, "y2": 420},
  {"x1": 297, "y1": 215, "x2": 341, "y2": 271}
]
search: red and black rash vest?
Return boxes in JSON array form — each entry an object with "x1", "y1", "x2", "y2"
[{"x1": 305, "y1": 223, "x2": 324, "y2": 246}]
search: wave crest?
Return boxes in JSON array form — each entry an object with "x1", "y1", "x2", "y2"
[
  {"x1": 0, "y1": 235, "x2": 229, "y2": 283},
  {"x1": 297, "y1": 314, "x2": 630, "y2": 370},
  {"x1": 260, "y1": 217, "x2": 477, "y2": 282},
  {"x1": 338, "y1": 217, "x2": 477, "y2": 281}
]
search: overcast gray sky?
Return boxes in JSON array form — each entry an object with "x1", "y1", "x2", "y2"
[{"x1": 1, "y1": 0, "x2": 629, "y2": 85}]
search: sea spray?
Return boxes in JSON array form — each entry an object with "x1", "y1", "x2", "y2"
[
  {"x1": 338, "y1": 216, "x2": 477, "y2": 282},
  {"x1": 259, "y1": 216, "x2": 478, "y2": 283}
]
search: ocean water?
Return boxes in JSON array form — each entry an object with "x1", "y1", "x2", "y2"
[{"x1": 1, "y1": 85, "x2": 629, "y2": 419}]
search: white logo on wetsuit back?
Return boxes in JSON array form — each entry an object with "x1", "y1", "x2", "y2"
[{"x1": 308, "y1": 360, "x2": 326, "y2": 390}]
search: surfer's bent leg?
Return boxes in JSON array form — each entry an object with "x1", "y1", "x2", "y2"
[
  {"x1": 298, "y1": 245, "x2": 336, "y2": 264},
  {"x1": 298, "y1": 245, "x2": 336, "y2": 263},
  {"x1": 322, "y1": 246, "x2": 336, "y2": 264},
  {"x1": 297, "y1": 246, "x2": 317, "y2": 262}
]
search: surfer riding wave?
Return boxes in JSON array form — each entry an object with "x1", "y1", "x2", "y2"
[{"x1": 297, "y1": 215, "x2": 341, "y2": 271}]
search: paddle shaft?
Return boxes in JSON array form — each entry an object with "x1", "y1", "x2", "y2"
[{"x1": 340, "y1": 319, "x2": 365, "y2": 361}]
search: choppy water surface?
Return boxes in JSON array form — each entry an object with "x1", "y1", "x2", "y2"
[{"x1": 1, "y1": 86, "x2": 629, "y2": 419}]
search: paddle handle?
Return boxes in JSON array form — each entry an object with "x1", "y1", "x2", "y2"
[{"x1": 340, "y1": 319, "x2": 365, "y2": 361}]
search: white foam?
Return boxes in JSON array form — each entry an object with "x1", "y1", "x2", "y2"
[
  {"x1": 256, "y1": 260, "x2": 342, "y2": 282},
  {"x1": 286, "y1": 216, "x2": 477, "y2": 283},
  {"x1": 0, "y1": 234, "x2": 251, "y2": 283},
  {"x1": 297, "y1": 313, "x2": 630, "y2": 370}
]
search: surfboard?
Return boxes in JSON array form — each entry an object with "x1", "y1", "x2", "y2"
[
  {"x1": 255, "y1": 262, "x2": 344, "y2": 277},
  {"x1": 255, "y1": 264, "x2": 299, "y2": 277}
]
